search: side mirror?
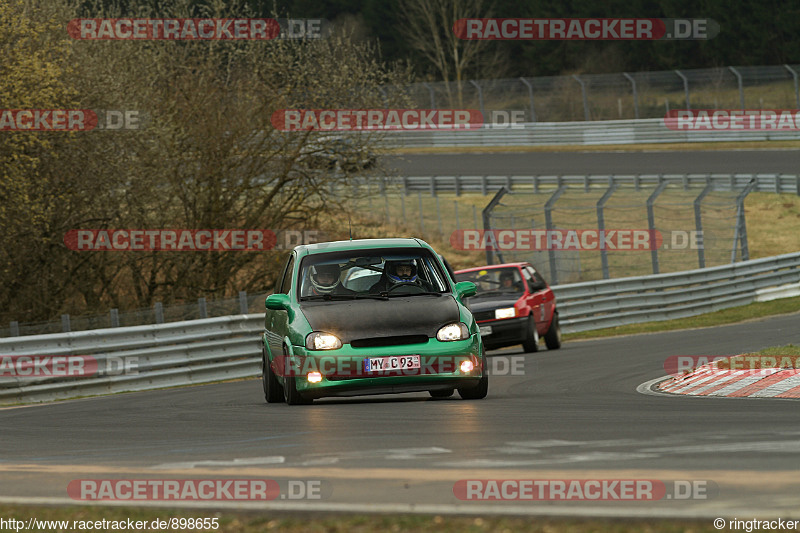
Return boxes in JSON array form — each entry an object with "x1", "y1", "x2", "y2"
[
  {"x1": 455, "y1": 281, "x2": 477, "y2": 299},
  {"x1": 529, "y1": 281, "x2": 547, "y2": 292},
  {"x1": 265, "y1": 294, "x2": 294, "y2": 320}
]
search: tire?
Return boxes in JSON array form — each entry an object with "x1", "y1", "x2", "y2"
[
  {"x1": 429, "y1": 389, "x2": 454, "y2": 398},
  {"x1": 262, "y1": 346, "x2": 283, "y2": 404},
  {"x1": 544, "y1": 312, "x2": 562, "y2": 350},
  {"x1": 282, "y1": 347, "x2": 312, "y2": 405},
  {"x1": 458, "y1": 350, "x2": 488, "y2": 400},
  {"x1": 521, "y1": 316, "x2": 539, "y2": 353}
]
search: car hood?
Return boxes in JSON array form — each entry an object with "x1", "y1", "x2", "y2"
[
  {"x1": 467, "y1": 295, "x2": 521, "y2": 313},
  {"x1": 300, "y1": 295, "x2": 460, "y2": 344}
]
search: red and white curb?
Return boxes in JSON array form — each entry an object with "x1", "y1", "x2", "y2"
[{"x1": 649, "y1": 361, "x2": 800, "y2": 399}]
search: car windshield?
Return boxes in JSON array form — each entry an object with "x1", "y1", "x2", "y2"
[
  {"x1": 298, "y1": 248, "x2": 449, "y2": 300},
  {"x1": 455, "y1": 267, "x2": 524, "y2": 298}
]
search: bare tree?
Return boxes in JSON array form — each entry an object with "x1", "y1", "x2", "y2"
[{"x1": 398, "y1": 0, "x2": 505, "y2": 107}]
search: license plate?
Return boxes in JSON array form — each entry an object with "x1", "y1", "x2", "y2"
[
  {"x1": 479, "y1": 325, "x2": 493, "y2": 336},
  {"x1": 364, "y1": 355, "x2": 420, "y2": 372}
]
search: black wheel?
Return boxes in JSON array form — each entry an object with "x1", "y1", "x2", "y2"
[
  {"x1": 521, "y1": 316, "x2": 539, "y2": 353},
  {"x1": 458, "y1": 350, "x2": 488, "y2": 400},
  {"x1": 262, "y1": 346, "x2": 283, "y2": 404},
  {"x1": 282, "y1": 347, "x2": 312, "y2": 405},
  {"x1": 544, "y1": 312, "x2": 562, "y2": 350},
  {"x1": 429, "y1": 389, "x2": 454, "y2": 398}
]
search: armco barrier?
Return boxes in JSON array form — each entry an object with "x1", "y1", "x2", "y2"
[
  {"x1": 2, "y1": 251, "x2": 799, "y2": 403},
  {"x1": 381, "y1": 118, "x2": 800, "y2": 148},
  {"x1": 390, "y1": 173, "x2": 800, "y2": 196}
]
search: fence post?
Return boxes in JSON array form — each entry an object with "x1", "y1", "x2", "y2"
[
  {"x1": 482, "y1": 187, "x2": 510, "y2": 265},
  {"x1": 470, "y1": 80, "x2": 485, "y2": 117},
  {"x1": 694, "y1": 183, "x2": 714, "y2": 268},
  {"x1": 731, "y1": 179, "x2": 756, "y2": 263},
  {"x1": 61, "y1": 314, "x2": 71, "y2": 333},
  {"x1": 422, "y1": 82, "x2": 436, "y2": 109},
  {"x1": 154, "y1": 302, "x2": 164, "y2": 324},
  {"x1": 622, "y1": 72, "x2": 639, "y2": 119},
  {"x1": 418, "y1": 191, "x2": 425, "y2": 236},
  {"x1": 198, "y1": 297, "x2": 208, "y2": 319},
  {"x1": 545, "y1": 186, "x2": 567, "y2": 285},
  {"x1": 519, "y1": 77, "x2": 536, "y2": 122},
  {"x1": 784, "y1": 65, "x2": 799, "y2": 108},
  {"x1": 9, "y1": 321, "x2": 19, "y2": 337},
  {"x1": 110, "y1": 308, "x2": 119, "y2": 328},
  {"x1": 597, "y1": 183, "x2": 617, "y2": 279},
  {"x1": 573, "y1": 75, "x2": 590, "y2": 120},
  {"x1": 675, "y1": 70, "x2": 690, "y2": 110},
  {"x1": 239, "y1": 291, "x2": 248, "y2": 314},
  {"x1": 647, "y1": 178, "x2": 669, "y2": 274},
  {"x1": 728, "y1": 66, "x2": 744, "y2": 109}
]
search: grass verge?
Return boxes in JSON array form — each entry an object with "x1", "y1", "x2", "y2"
[
  {"x1": 0, "y1": 504, "x2": 729, "y2": 532},
  {"x1": 563, "y1": 295, "x2": 800, "y2": 341}
]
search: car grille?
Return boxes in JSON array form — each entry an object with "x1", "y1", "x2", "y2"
[{"x1": 350, "y1": 335, "x2": 429, "y2": 348}]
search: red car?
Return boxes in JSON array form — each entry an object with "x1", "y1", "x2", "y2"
[{"x1": 454, "y1": 262, "x2": 561, "y2": 352}]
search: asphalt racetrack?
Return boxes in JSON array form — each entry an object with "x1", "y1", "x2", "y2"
[{"x1": 2, "y1": 312, "x2": 800, "y2": 518}]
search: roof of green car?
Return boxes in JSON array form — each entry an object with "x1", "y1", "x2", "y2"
[{"x1": 298, "y1": 238, "x2": 431, "y2": 255}]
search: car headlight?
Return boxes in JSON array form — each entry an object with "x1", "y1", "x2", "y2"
[
  {"x1": 306, "y1": 332, "x2": 342, "y2": 350},
  {"x1": 495, "y1": 307, "x2": 517, "y2": 319},
  {"x1": 436, "y1": 322, "x2": 470, "y2": 342}
]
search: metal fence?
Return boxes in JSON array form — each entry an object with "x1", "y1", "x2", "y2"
[
  {"x1": 3, "y1": 251, "x2": 799, "y2": 404},
  {"x1": 393, "y1": 64, "x2": 800, "y2": 123}
]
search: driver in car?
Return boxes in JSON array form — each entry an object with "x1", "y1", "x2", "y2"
[
  {"x1": 498, "y1": 271, "x2": 522, "y2": 291},
  {"x1": 369, "y1": 259, "x2": 421, "y2": 294},
  {"x1": 309, "y1": 264, "x2": 355, "y2": 296}
]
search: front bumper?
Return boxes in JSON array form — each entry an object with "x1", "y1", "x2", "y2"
[
  {"x1": 279, "y1": 335, "x2": 483, "y2": 399},
  {"x1": 479, "y1": 316, "x2": 528, "y2": 349}
]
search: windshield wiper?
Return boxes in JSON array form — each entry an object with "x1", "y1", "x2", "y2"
[
  {"x1": 382, "y1": 291, "x2": 444, "y2": 298},
  {"x1": 301, "y1": 293, "x2": 388, "y2": 301}
]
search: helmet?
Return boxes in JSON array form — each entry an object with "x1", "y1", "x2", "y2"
[
  {"x1": 310, "y1": 264, "x2": 340, "y2": 294},
  {"x1": 499, "y1": 271, "x2": 515, "y2": 284},
  {"x1": 385, "y1": 259, "x2": 418, "y2": 285}
]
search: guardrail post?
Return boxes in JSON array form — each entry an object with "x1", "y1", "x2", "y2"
[
  {"x1": 454, "y1": 175, "x2": 461, "y2": 196},
  {"x1": 597, "y1": 183, "x2": 617, "y2": 279},
  {"x1": 154, "y1": 302, "x2": 164, "y2": 324},
  {"x1": 573, "y1": 75, "x2": 590, "y2": 120},
  {"x1": 61, "y1": 314, "x2": 71, "y2": 332},
  {"x1": 481, "y1": 175, "x2": 488, "y2": 195},
  {"x1": 9, "y1": 321, "x2": 19, "y2": 337},
  {"x1": 731, "y1": 179, "x2": 756, "y2": 263},
  {"x1": 728, "y1": 66, "x2": 744, "y2": 109},
  {"x1": 533, "y1": 176, "x2": 539, "y2": 194},
  {"x1": 623, "y1": 72, "x2": 639, "y2": 119},
  {"x1": 110, "y1": 308, "x2": 119, "y2": 328},
  {"x1": 239, "y1": 291, "x2": 248, "y2": 314},
  {"x1": 784, "y1": 65, "x2": 799, "y2": 108},
  {"x1": 584, "y1": 175, "x2": 590, "y2": 192},
  {"x1": 545, "y1": 186, "x2": 567, "y2": 285},
  {"x1": 694, "y1": 183, "x2": 714, "y2": 268},
  {"x1": 430, "y1": 176, "x2": 436, "y2": 197},
  {"x1": 675, "y1": 70, "x2": 690, "y2": 110},
  {"x1": 198, "y1": 298, "x2": 207, "y2": 319},
  {"x1": 634, "y1": 174, "x2": 640, "y2": 191},
  {"x1": 647, "y1": 178, "x2": 669, "y2": 274},
  {"x1": 796, "y1": 176, "x2": 800, "y2": 197},
  {"x1": 482, "y1": 186, "x2": 510, "y2": 265},
  {"x1": 402, "y1": 176, "x2": 409, "y2": 196},
  {"x1": 470, "y1": 80, "x2": 485, "y2": 117},
  {"x1": 775, "y1": 173, "x2": 782, "y2": 194},
  {"x1": 519, "y1": 77, "x2": 536, "y2": 122}
]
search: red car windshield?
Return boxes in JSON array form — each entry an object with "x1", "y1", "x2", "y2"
[{"x1": 455, "y1": 267, "x2": 524, "y2": 298}]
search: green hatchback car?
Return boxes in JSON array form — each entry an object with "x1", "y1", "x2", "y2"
[{"x1": 261, "y1": 238, "x2": 487, "y2": 404}]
